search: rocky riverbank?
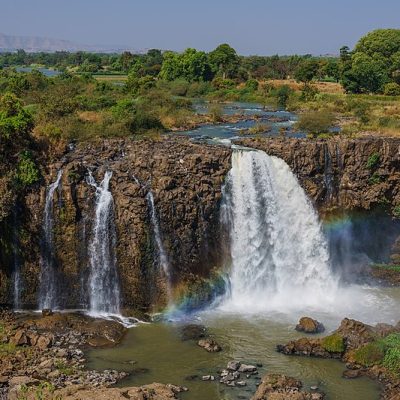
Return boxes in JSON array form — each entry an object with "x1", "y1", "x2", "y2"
[
  {"x1": 0, "y1": 310, "x2": 190, "y2": 400},
  {"x1": 277, "y1": 318, "x2": 400, "y2": 399}
]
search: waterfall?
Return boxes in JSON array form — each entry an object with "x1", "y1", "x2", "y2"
[
  {"x1": 87, "y1": 171, "x2": 120, "y2": 315},
  {"x1": 221, "y1": 148, "x2": 337, "y2": 313},
  {"x1": 39, "y1": 170, "x2": 63, "y2": 310},
  {"x1": 146, "y1": 191, "x2": 172, "y2": 299},
  {"x1": 12, "y1": 209, "x2": 21, "y2": 309}
]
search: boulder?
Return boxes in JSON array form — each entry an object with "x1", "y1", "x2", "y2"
[
  {"x1": 227, "y1": 360, "x2": 241, "y2": 371},
  {"x1": 295, "y1": 317, "x2": 325, "y2": 334},
  {"x1": 252, "y1": 374, "x2": 324, "y2": 400},
  {"x1": 197, "y1": 338, "x2": 222, "y2": 352}
]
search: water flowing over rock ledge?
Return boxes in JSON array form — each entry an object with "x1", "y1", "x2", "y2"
[
  {"x1": 237, "y1": 137, "x2": 400, "y2": 214},
  {"x1": 1, "y1": 135, "x2": 400, "y2": 310}
]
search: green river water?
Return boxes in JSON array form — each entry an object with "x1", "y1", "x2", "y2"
[{"x1": 86, "y1": 297, "x2": 400, "y2": 400}]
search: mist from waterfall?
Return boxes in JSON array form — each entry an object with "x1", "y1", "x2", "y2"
[
  {"x1": 87, "y1": 171, "x2": 120, "y2": 315},
  {"x1": 220, "y1": 148, "x2": 338, "y2": 313},
  {"x1": 38, "y1": 170, "x2": 63, "y2": 310},
  {"x1": 146, "y1": 191, "x2": 172, "y2": 300}
]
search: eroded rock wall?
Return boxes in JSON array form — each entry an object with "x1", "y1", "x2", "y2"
[{"x1": 0, "y1": 137, "x2": 231, "y2": 310}]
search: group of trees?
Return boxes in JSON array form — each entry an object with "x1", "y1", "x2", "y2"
[{"x1": 340, "y1": 29, "x2": 400, "y2": 94}]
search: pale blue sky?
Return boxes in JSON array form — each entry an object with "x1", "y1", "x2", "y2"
[{"x1": 1, "y1": 0, "x2": 399, "y2": 55}]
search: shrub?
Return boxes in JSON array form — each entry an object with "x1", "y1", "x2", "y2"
[
  {"x1": 169, "y1": 79, "x2": 190, "y2": 97},
  {"x1": 354, "y1": 342, "x2": 385, "y2": 366},
  {"x1": 245, "y1": 79, "x2": 259, "y2": 91},
  {"x1": 366, "y1": 153, "x2": 380, "y2": 169},
  {"x1": 322, "y1": 333, "x2": 345, "y2": 353},
  {"x1": 208, "y1": 103, "x2": 223, "y2": 122},
  {"x1": 15, "y1": 151, "x2": 40, "y2": 186},
  {"x1": 300, "y1": 84, "x2": 319, "y2": 101},
  {"x1": 368, "y1": 172, "x2": 381, "y2": 185},
  {"x1": 393, "y1": 205, "x2": 400, "y2": 218},
  {"x1": 275, "y1": 85, "x2": 293, "y2": 109},
  {"x1": 382, "y1": 334, "x2": 400, "y2": 376},
  {"x1": 383, "y1": 82, "x2": 400, "y2": 96},
  {"x1": 129, "y1": 112, "x2": 163, "y2": 134},
  {"x1": 248, "y1": 123, "x2": 271, "y2": 134},
  {"x1": 295, "y1": 111, "x2": 335, "y2": 136}
]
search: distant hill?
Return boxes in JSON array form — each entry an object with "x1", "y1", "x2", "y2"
[{"x1": 0, "y1": 33, "x2": 141, "y2": 53}]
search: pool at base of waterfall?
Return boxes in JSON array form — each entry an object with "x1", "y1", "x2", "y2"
[{"x1": 86, "y1": 309, "x2": 392, "y2": 400}]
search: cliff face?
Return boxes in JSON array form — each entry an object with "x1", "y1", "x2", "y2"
[
  {"x1": 1, "y1": 135, "x2": 400, "y2": 310},
  {"x1": 0, "y1": 137, "x2": 231, "y2": 310},
  {"x1": 238, "y1": 137, "x2": 400, "y2": 214}
]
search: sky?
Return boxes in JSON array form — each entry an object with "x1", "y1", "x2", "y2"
[{"x1": 1, "y1": 0, "x2": 399, "y2": 55}]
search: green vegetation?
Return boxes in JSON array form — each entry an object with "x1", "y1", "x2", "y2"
[
  {"x1": 353, "y1": 334, "x2": 400, "y2": 377},
  {"x1": 354, "y1": 342, "x2": 385, "y2": 366},
  {"x1": 295, "y1": 111, "x2": 335, "y2": 136},
  {"x1": 321, "y1": 333, "x2": 345, "y2": 353},
  {"x1": 366, "y1": 153, "x2": 381, "y2": 169},
  {"x1": 393, "y1": 205, "x2": 400, "y2": 218},
  {"x1": 341, "y1": 29, "x2": 400, "y2": 94},
  {"x1": 15, "y1": 151, "x2": 40, "y2": 186},
  {"x1": 371, "y1": 264, "x2": 400, "y2": 272}
]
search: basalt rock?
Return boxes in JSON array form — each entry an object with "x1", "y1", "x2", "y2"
[
  {"x1": 0, "y1": 136, "x2": 231, "y2": 310},
  {"x1": 252, "y1": 374, "x2": 324, "y2": 400},
  {"x1": 295, "y1": 317, "x2": 325, "y2": 334}
]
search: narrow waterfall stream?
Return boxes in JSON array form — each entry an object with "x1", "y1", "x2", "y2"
[
  {"x1": 12, "y1": 209, "x2": 21, "y2": 309},
  {"x1": 87, "y1": 171, "x2": 121, "y2": 315},
  {"x1": 221, "y1": 147, "x2": 338, "y2": 313},
  {"x1": 38, "y1": 170, "x2": 63, "y2": 310},
  {"x1": 146, "y1": 191, "x2": 172, "y2": 301}
]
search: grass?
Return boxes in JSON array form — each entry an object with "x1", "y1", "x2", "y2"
[
  {"x1": 371, "y1": 264, "x2": 400, "y2": 272},
  {"x1": 321, "y1": 333, "x2": 345, "y2": 353},
  {"x1": 353, "y1": 334, "x2": 400, "y2": 377}
]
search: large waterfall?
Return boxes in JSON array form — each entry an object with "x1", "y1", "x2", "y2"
[
  {"x1": 87, "y1": 171, "x2": 120, "y2": 315},
  {"x1": 221, "y1": 148, "x2": 337, "y2": 313},
  {"x1": 146, "y1": 191, "x2": 172, "y2": 300},
  {"x1": 38, "y1": 170, "x2": 63, "y2": 310}
]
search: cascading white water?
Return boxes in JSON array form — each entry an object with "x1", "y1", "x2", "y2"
[
  {"x1": 221, "y1": 148, "x2": 338, "y2": 313},
  {"x1": 146, "y1": 191, "x2": 172, "y2": 299},
  {"x1": 12, "y1": 209, "x2": 21, "y2": 309},
  {"x1": 39, "y1": 170, "x2": 63, "y2": 310},
  {"x1": 87, "y1": 171, "x2": 120, "y2": 315}
]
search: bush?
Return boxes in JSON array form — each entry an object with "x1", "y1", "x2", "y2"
[
  {"x1": 295, "y1": 111, "x2": 335, "y2": 136},
  {"x1": 128, "y1": 112, "x2": 163, "y2": 134},
  {"x1": 300, "y1": 84, "x2": 319, "y2": 101},
  {"x1": 322, "y1": 333, "x2": 345, "y2": 353},
  {"x1": 354, "y1": 342, "x2": 385, "y2": 366},
  {"x1": 245, "y1": 79, "x2": 259, "y2": 91},
  {"x1": 275, "y1": 85, "x2": 293, "y2": 109},
  {"x1": 15, "y1": 151, "x2": 40, "y2": 186},
  {"x1": 393, "y1": 205, "x2": 400, "y2": 218},
  {"x1": 366, "y1": 153, "x2": 380, "y2": 169},
  {"x1": 383, "y1": 82, "x2": 400, "y2": 96},
  {"x1": 208, "y1": 103, "x2": 223, "y2": 122}
]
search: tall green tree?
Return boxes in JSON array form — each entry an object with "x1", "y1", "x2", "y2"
[{"x1": 208, "y1": 44, "x2": 239, "y2": 79}]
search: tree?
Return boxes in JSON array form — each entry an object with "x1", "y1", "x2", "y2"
[
  {"x1": 294, "y1": 60, "x2": 319, "y2": 84},
  {"x1": 159, "y1": 49, "x2": 211, "y2": 82},
  {"x1": 341, "y1": 29, "x2": 400, "y2": 93},
  {"x1": 208, "y1": 44, "x2": 239, "y2": 79},
  {"x1": 0, "y1": 92, "x2": 33, "y2": 139}
]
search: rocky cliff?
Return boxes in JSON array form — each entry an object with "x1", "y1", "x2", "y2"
[
  {"x1": 0, "y1": 136, "x2": 231, "y2": 310},
  {"x1": 1, "y1": 135, "x2": 400, "y2": 310}
]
